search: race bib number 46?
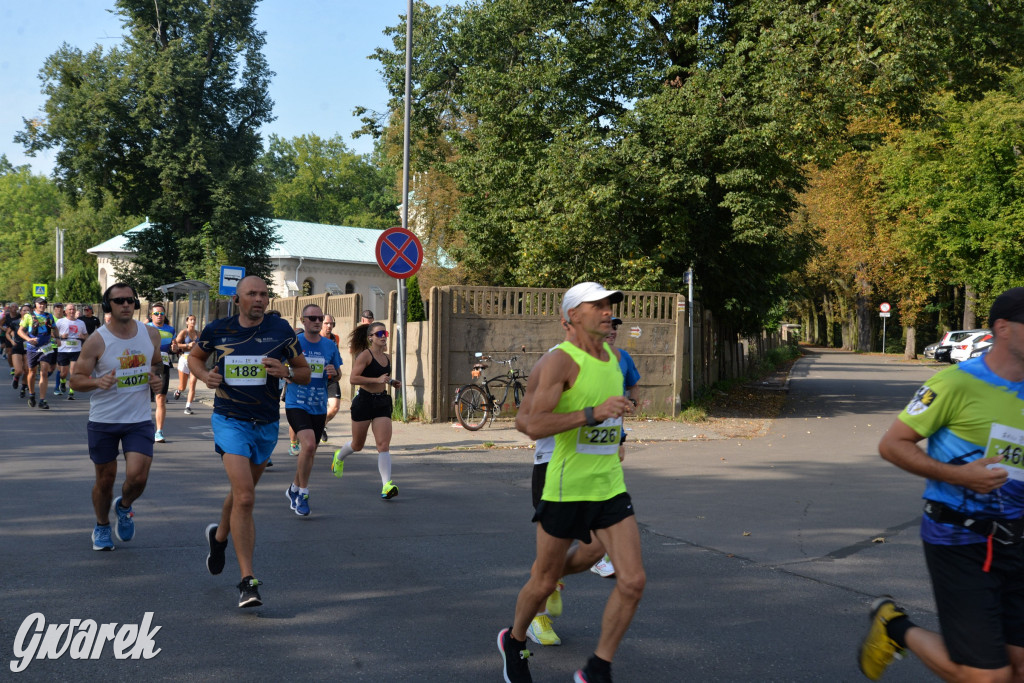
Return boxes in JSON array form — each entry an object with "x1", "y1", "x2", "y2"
[
  {"x1": 988, "y1": 423, "x2": 1024, "y2": 482},
  {"x1": 576, "y1": 417, "x2": 623, "y2": 455},
  {"x1": 224, "y1": 355, "x2": 267, "y2": 386}
]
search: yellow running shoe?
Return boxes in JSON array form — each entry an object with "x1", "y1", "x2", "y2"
[
  {"x1": 381, "y1": 480, "x2": 398, "y2": 499},
  {"x1": 331, "y1": 450, "x2": 345, "y2": 478},
  {"x1": 545, "y1": 580, "x2": 565, "y2": 618},
  {"x1": 526, "y1": 614, "x2": 561, "y2": 646},
  {"x1": 858, "y1": 596, "x2": 906, "y2": 681}
]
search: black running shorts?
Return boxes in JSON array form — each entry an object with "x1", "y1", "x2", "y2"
[
  {"x1": 532, "y1": 492, "x2": 635, "y2": 543},
  {"x1": 351, "y1": 389, "x2": 392, "y2": 422},
  {"x1": 923, "y1": 540, "x2": 1024, "y2": 669},
  {"x1": 285, "y1": 407, "x2": 326, "y2": 444},
  {"x1": 327, "y1": 377, "x2": 341, "y2": 400}
]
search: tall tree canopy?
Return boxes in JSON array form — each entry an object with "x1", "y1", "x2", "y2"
[
  {"x1": 259, "y1": 134, "x2": 397, "y2": 229},
  {"x1": 363, "y1": 0, "x2": 1024, "y2": 333},
  {"x1": 17, "y1": 0, "x2": 277, "y2": 297}
]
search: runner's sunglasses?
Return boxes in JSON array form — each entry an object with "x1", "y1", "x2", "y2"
[
  {"x1": 304, "y1": 316, "x2": 324, "y2": 322},
  {"x1": 371, "y1": 330, "x2": 389, "y2": 339}
]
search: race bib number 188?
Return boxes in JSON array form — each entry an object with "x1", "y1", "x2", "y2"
[{"x1": 224, "y1": 355, "x2": 267, "y2": 386}]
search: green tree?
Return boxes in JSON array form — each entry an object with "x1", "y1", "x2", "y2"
[
  {"x1": 406, "y1": 274, "x2": 426, "y2": 322},
  {"x1": 0, "y1": 163, "x2": 61, "y2": 301},
  {"x1": 17, "y1": 0, "x2": 277, "y2": 298},
  {"x1": 260, "y1": 134, "x2": 396, "y2": 228}
]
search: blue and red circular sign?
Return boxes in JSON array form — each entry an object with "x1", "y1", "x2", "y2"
[{"x1": 375, "y1": 227, "x2": 423, "y2": 279}]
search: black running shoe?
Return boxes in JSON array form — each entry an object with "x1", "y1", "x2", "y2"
[
  {"x1": 320, "y1": 429, "x2": 328, "y2": 444},
  {"x1": 27, "y1": 395, "x2": 36, "y2": 408},
  {"x1": 237, "y1": 576, "x2": 263, "y2": 608},
  {"x1": 205, "y1": 523, "x2": 227, "y2": 575},
  {"x1": 497, "y1": 628, "x2": 532, "y2": 683},
  {"x1": 20, "y1": 386, "x2": 26, "y2": 398},
  {"x1": 38, "y1": 399, "x2": 49, "y2": 410},
  {"x1": 11, "y1": 376, "x2": 18, "y2": 389},
  {"x1": 574, "y1": 656, "x2": 613, "y2": 683}
]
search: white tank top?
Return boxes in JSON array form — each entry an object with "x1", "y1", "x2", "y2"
[{"x1": 89, "y1": 321, "x2": 155, "y2": 424}]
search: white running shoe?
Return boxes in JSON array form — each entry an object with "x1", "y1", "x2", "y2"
[{"x1": 590, "y1": 555, "x2": 615, "y2": 578}]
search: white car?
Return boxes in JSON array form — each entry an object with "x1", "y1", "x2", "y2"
[
  {"x1": 923, "y1": 329, "x2": 987, "y2": 361},
  {"x1": 950, "y1": 331, "x2": 992, "y2": 363}
]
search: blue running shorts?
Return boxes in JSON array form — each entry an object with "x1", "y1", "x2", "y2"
[{"x1": 211, "y1": 413, "x2": 278, "y2": 465}]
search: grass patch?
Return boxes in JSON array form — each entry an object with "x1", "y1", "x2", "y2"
[{"x1": 391, "y1": 393, "x2": 426, "y2": 423}]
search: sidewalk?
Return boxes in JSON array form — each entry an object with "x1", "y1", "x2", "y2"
[{"x1": 181, "y1": 378, "x2": 760, "y2": 451}]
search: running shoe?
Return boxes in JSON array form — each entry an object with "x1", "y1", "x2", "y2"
[
  {"x1": 320, "y1": 429, "x2": 328, "y2": 444},
  {"x1": 67, "y1": 389, "x2": 75, "y2": 400},
  {"x1": 289, "y1": 441, "x2": 300, "y2": 457},
  {"x1": 237, "y1": 576, "x2": 263, "y2": 608},
  {"x1": 183, "y1": 406, "x2": 193, "y2": 415},
  {"x1": 112, "y1": 496, "x2": 135, "y2": 542},
  {"x1": 27, "y1": 395, "x2": 35, "y2": 408},
  {"x1": 590, "y1": 555, "x2": 616, "y2": 578},
  {"x1": 154, "y1": 430, "x2": 165, "y2": 443},
  {"x1": 295, "y1": 492, "x2": 310, "y2": 516},
  {"x1": 331, "y1": 450, "x2": 345, "y2": 478},
  {"x1": 858, "y1": 596, "x2": 907, "y2": 681},
  {"x1": 38, "y1": 399, "x2": 49, "y2": 410},
  {"x1": 574, "y1": 658, "x2": 612, "y2": 683},
  {"x1": 173, "y1": 389, "x2": 181, "y2": 400},
  {"x1": 381, "y1": 481, "x2": 399, "y2": 500},
  {"x1": 497, "y1": 627, "x2": 532, "y2": 683},
  {"x1": 53, "y1": 385, "x2": 63, "y2": 396},
  {"x1": 286, "y1": 486, "x2": 299, "y2": 511},
  {"x1": 92, "y1": 524, "x2": 114, "y2": 551},
  {"x1": 526, "y1": 615, "x2": 561, "y2": 646},
  {"x1": 11, "y1": 376, "x2": 18, "y2": 389},
  {"x1": 19, "y1": 385, "x2": 26, "y2": 398},
  {"x1": 205, "y1": 523, "x2": 227, "y2": 575},
  {"x1": 545, "y1": 580, "x2": 564, "y2": 618}
]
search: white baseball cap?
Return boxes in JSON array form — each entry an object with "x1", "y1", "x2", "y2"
[{"x1": 560, "y1": 282, "x2": 623, "y2": 319}]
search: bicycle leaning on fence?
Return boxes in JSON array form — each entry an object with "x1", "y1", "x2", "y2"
[{"x1": 453, "y1": 351, "x2": 528, "y2": 430}]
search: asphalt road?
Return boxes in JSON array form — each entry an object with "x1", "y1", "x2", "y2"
[{"x1": 0, "y1": 347, "x2": 945, "y2": 681}]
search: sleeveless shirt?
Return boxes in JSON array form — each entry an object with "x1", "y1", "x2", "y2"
[{"x1": 89, "y1": 321, "x2": 155, "y2": 424}]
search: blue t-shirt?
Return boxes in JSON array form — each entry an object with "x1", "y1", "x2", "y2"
[
  {"x1": 21, "y1": 312, "x2": 55, "y2": 351},
  {"x1": 898, "y1": 356, "x2": 1024, "y2": 544},
  {"x1": 196, "y1": 314, "x2": 301, "y2": 423},
  {"x1": 147, "y1": 322, "x2": 175, "y2": 365},
  {"x1": 285, "y1": 335, "x2": 343, "y2": 415},
  {"x1": 618, "y1": 348, "x2": 640, "y2": 392}
]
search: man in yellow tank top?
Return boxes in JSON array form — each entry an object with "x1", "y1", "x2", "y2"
[{"x1": 498, "y1": 282, "x2": 643, "y2": 683}]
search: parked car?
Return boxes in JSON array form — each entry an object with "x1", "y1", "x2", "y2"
[
  {"x1": 924, "y1": 329, "x2": 988, "y2": 361},
  {"x1": 933, "y1": 345, "x2": 953, "y2": 363},
  {"x1": 950, "y1": 331, "x2": 992, "y2": 363},
  {"x1": 969, "y1": 335, "x2": 994, "y2": 359}
]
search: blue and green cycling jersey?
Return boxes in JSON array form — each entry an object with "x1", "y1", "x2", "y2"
[{"x1": 898, "y1": 355, "x2": 1024, "y2": 545}]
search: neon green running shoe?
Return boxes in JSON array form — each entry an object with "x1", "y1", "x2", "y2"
[
  {"x1": 526, "y1": 614, "x2": 561, "y2": 646},
  {"x1": 545, "y1": 580, "x2": 565, "y2": 618},
  {"x1": 331, "y1": 450, "x2": 345, "y2": 478},
  {"x1": 381, "y1": 481, "x2": 398, "y2": 499},
  {"x1": 858, "y1": 596, "x2": 906, "y2": 681}
]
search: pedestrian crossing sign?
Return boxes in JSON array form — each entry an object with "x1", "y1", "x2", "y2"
[{"x1": 32, "y1": 284, "x2": 47, "y2": 298}]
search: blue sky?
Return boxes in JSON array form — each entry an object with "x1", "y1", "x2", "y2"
[{"x1": 1, "y1": 1, "x2": 448, "y2": 176}]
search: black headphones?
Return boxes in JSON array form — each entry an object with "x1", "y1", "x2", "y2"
[{"x1": 102, "y1": 283, "x2": 141, "y2": 313}]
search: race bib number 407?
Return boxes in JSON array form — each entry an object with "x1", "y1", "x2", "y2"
[
  {"x1": 988, "y1": 423, "x2": 1024, "y2": 482},
  {"x1": 116, "y1": 367, "x2": 149, "y2": 391},
  {"x1": 224, "y1": 355, "x2": 267, "y2": 386}
]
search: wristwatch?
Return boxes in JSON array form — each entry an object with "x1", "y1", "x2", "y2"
[{"x1": 287, "y1": 364, "x2": 294, "y2": 380}]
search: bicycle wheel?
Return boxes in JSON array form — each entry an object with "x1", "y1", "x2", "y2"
[
  {"x1": 512, "y1": 381, "x2": 526, "y2": 409},
  {"x1": 456, "y1": 384, "x2": 490, "y2": 431}
]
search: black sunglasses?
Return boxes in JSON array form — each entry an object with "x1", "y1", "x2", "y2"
[
  {"x1": 304, "y1": 316, "x2": 324, "y2": 322},
  {"x1": 110, "y1": 297, "x2": 136, "y2": 305}
]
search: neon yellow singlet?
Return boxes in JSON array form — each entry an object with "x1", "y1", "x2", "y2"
[{"x1": 542, "y1": 341, "x2": 626, "y2": 503}]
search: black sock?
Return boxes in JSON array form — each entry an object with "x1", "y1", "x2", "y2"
[
  {"x1": 886, "y1": 615, "x2": 914, "y2": 649},
  {"x1": 586, "y1": 654, "x2": 611, "y2": 676}
]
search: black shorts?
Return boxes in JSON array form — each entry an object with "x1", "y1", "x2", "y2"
[
  {"x1": 56, "y1": 351, "x2": 81, "y2": 367},
  {"x1": 532, "y1": 463, "x2": 548, "y2": 510},
  {"x1": 351, "y1": 389, "x2": 392, "y2": 422},
  {"x1": 150, "y1": 364, "x2": 170, "y2": 396},
  {"x1": 286, "y1": 408, "x2": 327, "y2": 443},
  {"x1": 327, "y1": 378, "x2": 341, "y2": 400},
  {"x1": 26, "y1": 350, "x2": 55, "y2": 368},
  {"x1": 923, "y1": 540, "x2": 1024, "y2": 669},
  {"x1": 532, "y1": 492, "x2": 635, "y2": 543},
  {"x1": 10, "y1": 342, "x2": 25, "y2": 356}
]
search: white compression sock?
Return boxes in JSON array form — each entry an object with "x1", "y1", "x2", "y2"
[
  {"x1": 377, "y1": 451, "x2": 392, "y2": 483},
  {"x1": 335, "y1": 441, "x2": 355, "y2": 461}
]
